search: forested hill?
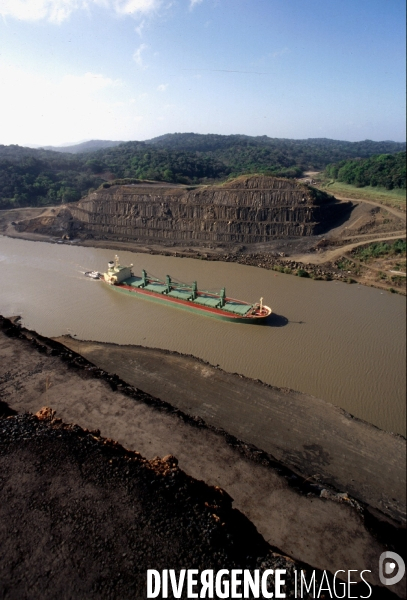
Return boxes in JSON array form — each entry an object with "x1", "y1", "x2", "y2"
[
  {"x1": 324, "y1": 152, "x2": 406, "y2": 190},
  {"x1": 146, "y1": 133, "x2": 405, "y2": 168},
  {"x1": 46, "y1": 135, "x2": 406, "y2": 182},
  {"x1": 0, "y1": 135, "x2": 405, "y2": 209},
  {"x1": 41, "y1": 140, "x2": 124, "y2": 154}
]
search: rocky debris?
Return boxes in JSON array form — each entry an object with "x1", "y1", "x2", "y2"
[
  {"x1": 320, "y1": 488, "x2": 363, "y2": 512},
  {"x1": 14, "y1": 208, "x2": 81, "y2": 239},
  {"x1": 0, "y1": 411, "x2": 398, "y2": 600},
  {"x1": 220, "y1": 176, "x2": 303, "y2": 190},
  {"x1": 14, "y1": 176, "x2": 350, "y2": 246},
  {"x1": 35, "y1": 405, "x2": 56, "y2": 420},
  {"x1": 204, "y1": 251, "x2": 350, "y2": 281}
]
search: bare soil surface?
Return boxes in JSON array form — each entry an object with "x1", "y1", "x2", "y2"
[
  {"x1": 332, "y1": 195, "x2": 406, "y2": 222},
  {"x1": 54, "y1": 336, "x2": 406, "y2": 525},
  {"x1": 0, "y1": 317, "x2": 405, "y2": 599},
  {"x1": 2, "y1": 411, "x2": 398, "y2": 600},
  {"x1": 0, "y1": 410, "x2": 301, "y2": 600}
]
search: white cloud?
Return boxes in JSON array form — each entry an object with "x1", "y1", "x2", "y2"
[
  {"x1": 0, "y1": 61, "x2": 127, "y2": 145},
  {"x1": 0, "y1": 0, "x2": 162, "y2": 23},
  {"x1": 1, "y1": 0, "x2": 65, "y2": 23},
  {"x1": 157, "y1": 83, "x2": 168, "y2": 92},
  {"x1": 114, "y1": 0, "x2": 161, "y2": 16},
  {"x1": 133, "y1": 43, "x2": 148, "y2": 68},
  {"x1": 135, "y1": 18, "x2": 145, "y2": 35},
  {"x1": 189, "y1": 0, "x2": 203, "y2": 8}
]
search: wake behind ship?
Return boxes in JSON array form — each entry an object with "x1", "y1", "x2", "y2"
[{"x1": 101, "y1": 256, "x2": 271, "y2": 323}]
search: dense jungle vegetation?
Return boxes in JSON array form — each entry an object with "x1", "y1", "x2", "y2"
[
  {"x1": 0, "y1": 134, "x2": 405, "y2": 209},
  {"x1": 324, "y1": 151, "x2": 406, "y2": 190}
]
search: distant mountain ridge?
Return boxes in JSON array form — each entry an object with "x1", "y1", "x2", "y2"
[
  {"x1": 145, "y1": 132, "x2": 406, "y2": 156},
  {"x1": 40, "y1": 140, "x2": 124, "y2": 153},
  {"x1": 34, "y1": 133, "x2": 406, "y2": 157}
]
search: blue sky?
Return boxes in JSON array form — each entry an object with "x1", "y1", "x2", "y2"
[{"x1": 0, "y1": 0, "x2": 405, "y2": 146}]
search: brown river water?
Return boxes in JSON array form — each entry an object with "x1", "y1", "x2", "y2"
[{"x1": 0, "y1": 235, "x2": 405, "y2": 436}]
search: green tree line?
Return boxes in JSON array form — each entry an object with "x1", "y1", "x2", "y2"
[
  {"x1": 0, "y1": 136, "x2": 405, "y2": 209},
  {"x1": 324, "y1": 152, "x2": 406, "y2": 190},
  {"x1": 0, "y1": 146, "x2": 104, "y2": 209}
]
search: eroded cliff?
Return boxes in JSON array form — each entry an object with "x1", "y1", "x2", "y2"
[{"x1": 15, "y1": 176, "x2": 348, "y2": 246}]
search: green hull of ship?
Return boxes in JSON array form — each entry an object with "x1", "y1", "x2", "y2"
[{"x1": 106, "y1": 283, "x2": 269, "y2": 324}]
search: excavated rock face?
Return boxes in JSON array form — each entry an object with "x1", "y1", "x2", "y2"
[{"x1": 16, "y1": 176, "x2": 346, "y2": 245}]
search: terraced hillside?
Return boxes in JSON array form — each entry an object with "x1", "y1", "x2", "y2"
[{"x1": 15, "y1": 176, "x2": 350, "y2": 246}]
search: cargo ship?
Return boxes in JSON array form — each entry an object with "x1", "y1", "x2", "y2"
[{"x1": 101, "y1": 256, "x2": 272, "y2": 323}]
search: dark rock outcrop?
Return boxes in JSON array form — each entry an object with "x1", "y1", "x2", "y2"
[
  {"x1": 1, "y1": 411, "x2": 398, "y2": 600},
  {"x1": 15, "y1": 176, "x2": 350, "y2": 246},
  {"x1": 0, "y1": 411, "x2": 320, "y2": 600}
]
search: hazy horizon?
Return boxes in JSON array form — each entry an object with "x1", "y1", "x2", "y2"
[
  {"x1": 19, "y1": 133, "x2": 406, "y2": 151},
  {"x1": 1, "y1": 0, "x2": 405, "y2": 147}
]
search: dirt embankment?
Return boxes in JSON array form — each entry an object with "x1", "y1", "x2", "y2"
[
  {"x1": 0, "y1": 409, "x2": 297, "y2": 600},
  {"x1": 0, "y1": 316, "x2": 406, "y2": 599},
  {"x1": 54, "y1": 335, "x2": 406, "y2": 526},
  {"x1": 3, "y1": 411, "x2": 399, "y2": 600}
]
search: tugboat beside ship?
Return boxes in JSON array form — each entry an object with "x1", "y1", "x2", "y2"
[
  {"x1": 97, "y1": 256, "x2": 271, "y2": 323},
  {"x1": 84, "y1": 271, "x2": 101, "y2": 279}
]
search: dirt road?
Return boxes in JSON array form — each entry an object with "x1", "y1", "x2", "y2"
[
  {"x1": 290, "y1": 234, "x2": 406, "y2": 265},
  {"x1": 289, "y1": 194, "x2": 405, "y2": 265},
  {"x1": 333, "y1": 195, "x2": 406, "y2": 222}
]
